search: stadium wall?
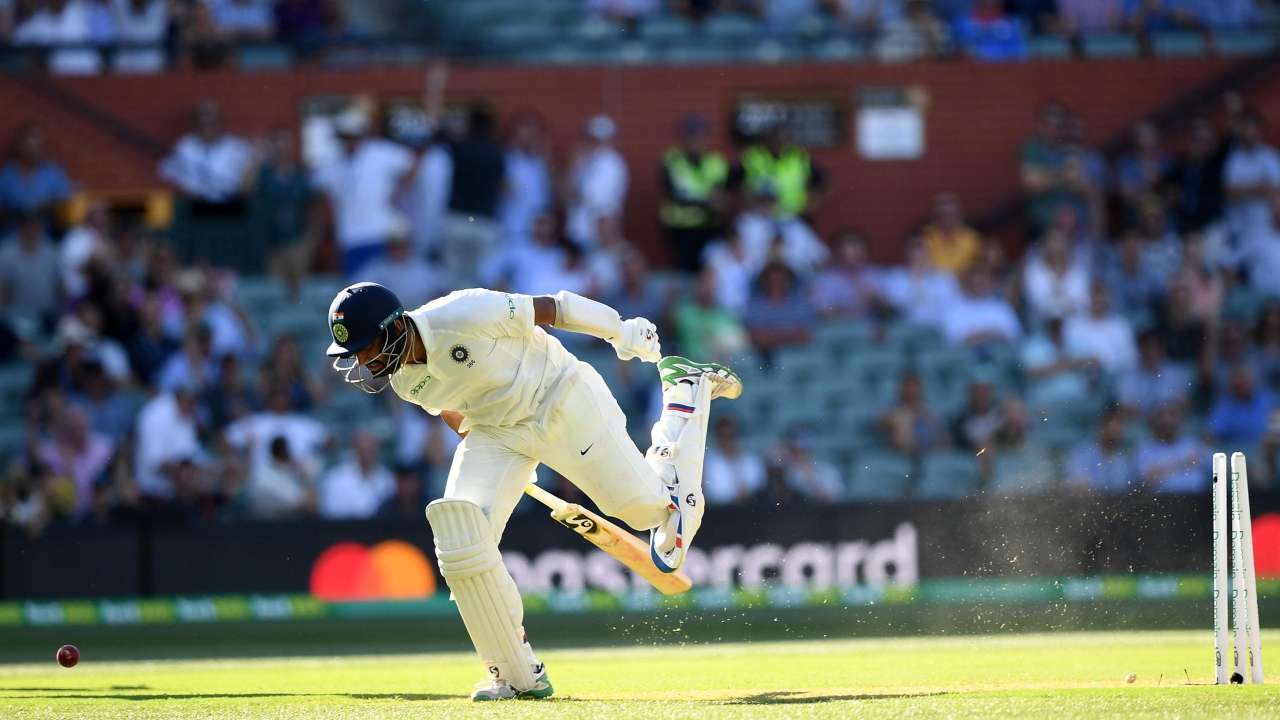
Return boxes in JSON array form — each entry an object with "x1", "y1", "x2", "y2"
[
  {"x1": 2, "y1": 57, "x2": 1272, "y2": 261},
  {"x1": 6, "y1": 495, "x2": 1278, "y2": 601}
]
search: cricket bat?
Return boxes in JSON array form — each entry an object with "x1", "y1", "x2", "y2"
[{"x1": 523, "y1": 483, "x2": 692, "y2": 596}]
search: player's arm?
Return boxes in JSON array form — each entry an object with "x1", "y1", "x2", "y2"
[
  {"x1": 532, "y1": 292, "x2": 661, "y2": 363},
  {"x1": 441, "y1": 409, "x2": 467, "y2": 438}
]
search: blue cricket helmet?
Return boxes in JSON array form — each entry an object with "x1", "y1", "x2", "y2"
[{"x1": 326, "y1": 282, "x2": 410, "y2": 393}]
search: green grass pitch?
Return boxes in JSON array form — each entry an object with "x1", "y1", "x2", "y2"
[{"x1": 2, "y1": 631, "x2": 1277, "y2": 719}]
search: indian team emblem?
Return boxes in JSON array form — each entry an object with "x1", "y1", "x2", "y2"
[
  {"x1": 450, "y1": 344, "x2": 470, "y2": 364},
  {"x1": 332, "y1": 323, "x2": 349, "y2": 343}
]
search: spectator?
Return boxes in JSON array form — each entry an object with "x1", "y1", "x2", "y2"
[
  {"x1": 60, "y1": 202, "x2": 111, "y2": 302},
  {"x1": 75, "y1": 359, "x2": 135, "y2": 442},
  {"x1": 245, "y1": 435, "x2": 315, "y2": 519},
  {"x1": 879, "y1": 372, "x2": 942, "y2": 458},
  {"x1": 1255, "y1": 302, "x2": 1280, "y2": 387},
  {"x1": 1223, "y1": 111, "x2": 1280, "y2": 239},
  {"x1": 878, "y1": 238, "x2": 961, "y2": 328},
  {"x1": 874, "y1": 0, "x2": 950, "y2": 62},
  {"x1": 1208, "y1": 363, "x2": 1272, "y2": 449},
  {"x1": 379, "y1": 464, "x2": 427, "y2": 519},
  {"x1": 1189, "y1": 0, "x2": 1258, "y2": 29},
  {"x1": 126, "y1": 294, "x2": 179, "y2": 386},
  {"x1": 251, "y1": 127, "x2": 319, "y2": 299},
  {"x1": 156, "y1": 324, "x2": 218, "y2": 393},
  {"x1": 159, "y1": 100, "x2": 253, "y2": 204},
  {"x1": 1059, "y1": 0, "x2": 1123, "y2": 35},
  {"x1": 734, "y1": 120, "x2": 824, "y2": 220},
  {"x1": 312, "y1": 105, "x2": 417, "y2": 276},
  {"x1": 112, "y1": 0, "x2": 167, "y2": 73},
  {"x1": 702, "y1": 229, "x2": 758, "y2": 315},
  {"x1": 769, "y1": 426, "x2": 844, "y2": 502},
  {"x1": 1156, "y1": 271, "x2": 1210, "y2": 363},
  {"x1": 566, "y1": 115, "x2": 628, "y2": 250},
  {"x1": 703, "y1": 415, "x2": 766, "y2": 505},
  {"x1": 811, "y1": 230, "x2": 881, "y2": 318},
  {"x1": 1136, "y1": 402, "x2": 1208, "y2": 493},
  {"x1": 1021, "y1": 103, "x2": 1090, "y2": 233},
  {"x1": 1163, "y1": 116, "x2": 1227, "y2": 233},
  {"x1": 0, "y1": 214, "x2": 62, "y2": 336},
  {"x1": 1023, "y1": 230, "x2": 1090, "y2": 324},
  {"x1": 584, "y1": 0, "x2": 660, "y2": 29},
  {"x1": 1133, "y1": 194, "x2": 1184, "y2": 293},
  {"x1": 941, "y1": 268, "x2": 1021, "y2": 348},
  {"x1": 319, "y1": 431, "x2": 394, "y2": 519},
  {"x1": 1115, "y1": 122, "x2": 1170, "y2": 206},
  {"x1": 673, "y1": 268, "x2": 750, "y2": 363},
  {"x1": 1205, "y1": 320, "x2": 1263, "y2": 399},
  {"x1": 358, "y1": 224, "x2": 438, "y2": 304},
  {"x1": 1064, "y1": 282, "x2": 1138, "y2": 374},
  {"x1": 953, "y1": 0, "x2": 1027, "y2": 62},
  {"x1": 921, "y1": 192, "x2": 981, "y2": 276},
  {"x1": 604, "y1": 251, "x2": 667, "y2": 331},
  {"x1": 0, "y1": 124, "x2": 73, "y2": 228},
  {"x1": 133, "y1": 385, "x2": 204, "y2": 500},
  {"x1": 258, "y1": 334, "x2": 323, "y2": 413},
  {"x1": 407, "y1": 117, "x2": 453, "y2": 257},
  {"x1": 661, "y1": 113, "x2": 728, "y2": 273},
  {"x1": 440, "y1": 105, "x2": 505, "y2": 288},
  {"x1": 1124, "y1": 0, "x2": 1197, "y2": 34},
  {"x1": 177, "y1": 270, "x2": 254, "y2": 361},
  {"x1": 1065, "y1": 405, "x2": 1136, "y2": 494},
  {"x1": 206, "y1": 352, "x2": 257, "y2": 431},
  {"x1": 952, "y1": 376, "x2": 1009, "y2": 453},
  {"x1": 745, "y1": 262, "x2": 817, "y2": 357},
  {"x1": 1005, "y1": 0, "x2": 1061, "y2": 34},
  {"x1": 733, "y1": 185, "x2": 829, "y2": 277},
  {"x1": 1117, "y1": 330, "x2": 1192, "y2": 417},
  {"x1": 210, "y1": 0, "x2": 273, "y2": 40},
  {"x1": 989, "y1": 399, "x2": 1055, "y2": 494},
  {"x1": 13, "y1": 0, "x2": 106, "y2": 74},
  {"x1": 1102, "y1": 230, "x2": 1165, "y2": 323},
  {"x1": 37, "y1": 405, "x2": 113, "y2": 518},
  {"x1": 500, "y1": 213, "x2": 589, "y2": 298},
  {"x1": 225, "y1": 386, "x2": 326, "y2": 475},
  {"x1": 829, "y1": 0, "x2": 905, "y2": 38},
  {"x1": 1234, "y1": 192, "x2": 1280, "y2": 298},
  {"x1": 275, "y1": 0, "x2": 342, "y2": 47},
  {"x1": 500, "y1": 112, "x2": 554, "y2": 251},
  {"x1": 175, "y1": 0, "x2": 232, "y2": 69},
  {"x1": 1021, "y1": 316, "x2": 1094, "y2": 412}
]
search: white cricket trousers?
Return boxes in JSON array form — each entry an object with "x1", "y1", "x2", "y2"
[{"x1": 442, "y1": 362, "x2": 671, "y2": 543}]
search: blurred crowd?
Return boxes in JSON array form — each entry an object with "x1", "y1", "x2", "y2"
[
  {"x1": 0, "y1": 75, "x2": 1278, "y2": 534},
  {"x1": 1, "y1": 0, "x2": 350, "y2": 72},
  {"x1": 4, "y1": 0, "x2": 1277, "y2": 76}
]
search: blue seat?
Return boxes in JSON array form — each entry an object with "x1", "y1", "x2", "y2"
[
  {"x1": 1151, "y1": 32, "x2": 1207, "y2": 57},
  {"x1": 237, "y1": 44, "x2": 293, "y2": 71},
  {"x1": 571, "y1": 17, "x2": 625, "y2": 47},
  {"x1": 1028, "y1": 35, "x2": 1071, "y2": 59},
  {"x1": 810, "y1": 37, "x2": 867, "y2": 62},
  {"x1": 486, "y1": 21, "x2": 559, "y2": 54},
  {"x1": 916, "y1": 452, "x2": 981, "y2": 500},
  {"x1": 640, "y1": 16, "x2": 694, "y2": 46},
  {"x1": 1082, "y1": 33, "x2": 1139, "y2": 58},
  {"x1": 704, "y1": 14, "x2": 762, "y2": 46},
  {"x1": 1214, "y1": 32, "x2": 1276, "y2": 56},
  {"x1": 846, "y1": 452, "x2": 914, "y2": 501},
  {"x1": 988, "y1": 447, "x2": 1058, "y2": 496}
]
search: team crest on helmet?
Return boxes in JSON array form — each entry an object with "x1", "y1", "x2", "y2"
[
  {"x1": 332, "y1": 323, "x2": 349, "y2": 343},
  {"x1": 450, "y1": 344, "x2": 470, "y2": 363}
]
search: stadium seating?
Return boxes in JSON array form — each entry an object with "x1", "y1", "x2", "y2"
[{"x1": 916, "y1": 452, "x2": 982, "y2": 500}]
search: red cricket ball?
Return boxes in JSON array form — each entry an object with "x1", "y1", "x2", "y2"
[{"x1": 56, "y1": 645, "x2": 79, "y2": 668}]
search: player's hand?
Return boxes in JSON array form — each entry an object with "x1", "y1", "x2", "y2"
[{"x1": 612, "y1": 317, "x2": 661, "y2": 363}]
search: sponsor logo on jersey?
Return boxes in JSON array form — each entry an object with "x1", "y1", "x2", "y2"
[
  {"x1": 410, "y1": 377, "x2": 431, "y2": 396},
  {"x1": 450, "y1": 344, "x2": 470, "y2": 364},
  {"x1": 505, "y1": 294, "x2": 517, "y2": 319}
]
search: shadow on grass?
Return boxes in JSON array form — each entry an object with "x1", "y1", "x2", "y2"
[
  {"x1": 0, "y1": 685, "x2": 151, "y2": 692},
  {"x1": 723, "y1": 690, "x2": 949, "y2": 705},
  {"x1": 0, "y1": 691, "x2": 462, "y2": 702}
]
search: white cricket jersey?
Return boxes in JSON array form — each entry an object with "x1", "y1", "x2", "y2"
[{"x1": 389, "y1": 289, "x2": 577, "y2": 433}]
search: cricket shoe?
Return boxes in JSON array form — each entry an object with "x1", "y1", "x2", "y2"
[
  {"x1": 471, "y1": 669, "x2": 553, "y2": 701},
  {"x1": 647, "y1": 375, "x2": 714, "y2": 573},
  {"x1": 657, "y1": 356, "x2": 743, "y2": 401}
]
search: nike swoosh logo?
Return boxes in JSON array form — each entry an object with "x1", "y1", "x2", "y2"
[{"x1": 579, "y1": 443, "x2": 594, "y2": 456}]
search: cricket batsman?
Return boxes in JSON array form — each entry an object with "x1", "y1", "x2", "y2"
[{"x1": 325, "y1": 282, "x2": 741, "y2": 700}]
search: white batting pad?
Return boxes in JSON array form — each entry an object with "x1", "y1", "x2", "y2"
[{"x1": 426, "y1": 498, "x2": 538, "y2": 690}]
